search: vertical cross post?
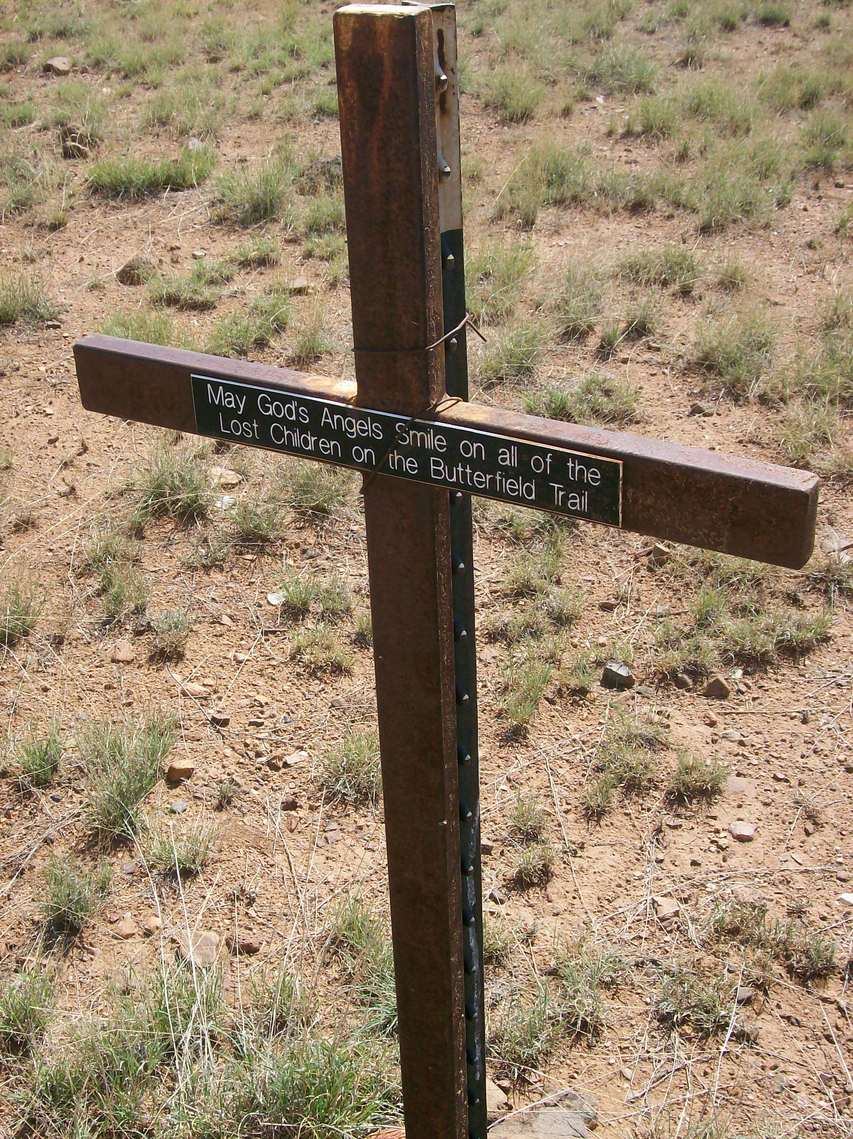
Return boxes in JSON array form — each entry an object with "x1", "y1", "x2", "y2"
[{"x1": 335, "y1": 6, "x2": 467, "y2": 1138}]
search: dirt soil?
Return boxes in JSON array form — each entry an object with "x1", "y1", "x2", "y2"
[{"x1": 0, "y1": 1, "x2": 851, "y2": 1137}]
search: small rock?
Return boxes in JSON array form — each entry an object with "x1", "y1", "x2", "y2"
[
  {"x1": 177, "y1": 929, "x2": 221, "y2": 968},
  {"x1": 838, "y1": 893, "x2": 853, "y2": 907},
  {"x1": 110, "y1": 639, "x2": 136, "y2": 664},
  {"x1": 226, "y1": 931, "x2": 262, "y2": 956},
  {"x1": 182, "y1": 681, "x2": 209, "y2": 698},
  {"x1": 673, "y1": 672, "x2": 692, "y2": 690},
  {"x1": 116, "y1": 256, "x2": 154, "y2": 286},
  {"x1": 44, "y1": 56, "x2": 72, "y2": 75},
  {"x1": 280, "y1": 796, "x2": 300, "y2": 811},
  {"x1": 652, "y1": 895, "x2": 680, "y2": 923},
  {"x1": 286, "y1": 276, "x2": 311, "y2": 295},
  {"x1": 210, "y1": 710, "x2": 231, "y2": 728},
  {"x1": 735, "y1": 1014, "x2": 760, "y2": 1044},
  {"x1": 703, "y1": 675, "x2": 731, "y2": 699},
  {"x1": 142, "y1": 915, "x2": 162, "y2": 936},
  {"x1": 736, "y1": 985, "x2": 756, "y2": 1004},
  {"x1": 601, "y1": 661, "x2": 635, "y2": 690},
  {"x1": 648, "y1": 542, "x2": 672, "y2": 566},
  {"x1": 267, "y1": 591, "x2": 286, "y2": 606},
  {"x1": 487, "y1": 1075, "x2": 510, "y2": 1121},
  {"x1": 115, "y1": 914, "x2": 139, "y2": 940},
  {"x1": 284, "y1": 749, "x2": 309, "y2": 767},
  {"x1": 689, "y1": 401, "x2": 712, "y2": 417},
  {"x1": 166, "y1": 759, "x2": 195, "y2": 783},
  {"x1": 169, "y1": 799, "x2": 188, "y2": 815},
  {"x1": 209, "y1": 466, "x2": 242, "y2": 489},
  {"x1": 598, "y1": 599, "x2": 618, "y2": 612},
  {"x1": 192, "y1": 249, "x2": 206, "y2": 260},
  {"x1": 729, "y1": 820, "x2": 757, "y2": 842},
  {"x1": 489, "y1": 1088, "x2": 597, "y2": 1137}
]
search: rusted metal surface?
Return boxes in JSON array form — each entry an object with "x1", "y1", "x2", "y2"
[
  {"x1": 73, "y1": 334, "x2": 819, "y2": 570},
  {"x1": 335, "y1": 6, "x2": 468, "y2": 1139}
]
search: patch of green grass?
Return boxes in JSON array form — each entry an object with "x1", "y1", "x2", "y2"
[
  {"x1": 715, "y1": 257, "x2": 748, "y2": 291},
  {"x1": 289, "y1": 303, "x2": 331, "y2": 366},
  {"x1": 483, "y1": 916, "x2": 515, "y2": 968},
  {"x1": 216, "y1": 157, "x2": 295, "y2": 227},
  {"x1": 302, "y1": 192, "x2": 345, "y2": 236},
  {"x1": 468, "y1": 241, "x2": 535, "y2": 326},
  {"x1": 623, "y1": 93, "x2": 679, "y2": 139},
  {"x1": 41, "y1": 858, "x2": 111, "y2": 936},
  {"x1": 695, "y1": 309, "x2": 776, "y2": 398},
  {"x1": 776, "y1": 922, "x2": 837, "y2": 983},
  {"x1": 690, "y1": 136, "x2": 796, "y2": 232},
  {"x1": 666, "y1": 752, "x2": 727, "y2": 803},
  {"x1": 49, "y1": 80, "x2": 106, "y2": 154},
  {"x1": 145, "y1": 818, "x2": 216, "y2": 875},
  {"x1": 597, "y1": 297, "x2": 657, "y2": 355},
  {"x1": 232, "y1": 235, "x2": 280, "y2": 268},
  {"x1": 552, "y1": 263, "x2": 603, "y2": 340},
  {"x1": 1, "y1": 579, "x2": 40, "y2": 648},
  {"x1": 495, "y1": 142, "x2": 599, "y2": 228},
  {"x1": 148, "y1": 259, "x2": 233, "y2": 311},
  {"x1": 276, "y1": 461, "x2": 353, "y2": 516},
  {"x1": 0, "y1": 971, "x2": 52, "y2": 1056},
  {"x1": 618, "y1": 244, "x2": 700, "y2": 294},
  {"x1": 755, "y1": 1, "x2": 792, "y2": 26},
  {"x1": 0, "y1": 41, "x2": 31, "y2": 70},
  {"x1": 101, "y1": 308, "x2": 179, "y2": 345},
  {"x1": 290, "y1": 624, "x2": 353, "y2": 675},
  {"x1": 583, "y1": 712, "x2": 666, "y2": 818},
  {"x1": 98, "y1": 563, "x2": 149, "y2": 623},
  {"x1": 776, "y1": 399, "x2": 851, "y2": 473},
  {"x1": 320, "y1": 729, "x2": 381, "y2": 806},
  {"x1": 656, "y1": 968, "x2": 732, "y2": 1037},
  {"x1": 88, "y1": 146, "x2": 215, "y2": 199},
  {"x1": 477, "y1": 323, "x2": 545, "y2": 388},
  {"x1": 758, "y1": 64, "x2": 829, "y2": 111},
  {"x1": 0, "y1": 274, "x2": 58, "y2": 326},
  {"x1": 328, "y1": 897, "x2": 397, "y2": 1036},
  {"x1": 232, "y1": 498, "x2": 285, "y2": 543},
  {"x1": 312, "y1": 84, "x2": 340, "y2": 118},
  {"x1": 501, "y1": 654, "x2": 553, "y2": 728},
  {"x1": 148, "y1": 610, "x2": 191, "y2": 661},
  {"x1": 16, "y1": 724, "x2": 62, "y2": 789},
  {"x1": 206, "y1": 285, "x2": 291, "y2": 356},
  {"x1": 682, "y1": 77, "x2": 755, "y2": 135},
  {"x1": 133, "y1": 442, "x2": 211, "y2": 524},
  {"x1": 489, "y1": 982, "x2": 560, "y2": 1072},
  {"x1": 711, "y1": 899, "x2": 837, "y2": 983},
  {"x1": 802, "y1": 109, "x2": 850, "y2": 170},
  {"x1": 142, "y1": 77, "x2": 225, "y2": 139},
  {"x1": 555, "y1": 940, "x2": 624, "y2": 1042},
  {"x1": 481, "y1": 65, "x2": 545, "y2": 123},
  {"x1": 525, "y1": 373, "x2": 639, "y2": 425},
  {"x1": 508, "y1": 792, "x2": 548, "y2": 843},
  {"x1": 561, "y1": 652, "x2": 597, "y2": 695},
  {"x1": 1, "y1": 100, "x2": 37, "y2": 128},
  {"x1": 80, "y1": 713, "x2": 178, "y2": 840},
  {"x1": 582, "y1": 45, "x2": 657, "y2": 93}
]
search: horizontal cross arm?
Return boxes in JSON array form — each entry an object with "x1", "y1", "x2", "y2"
[{"x1": 73, "y1": 334, "x2": 818, "y2": 569}]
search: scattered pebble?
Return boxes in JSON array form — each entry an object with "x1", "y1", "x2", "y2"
[
  {"x1": 673, "y1": 673, "x2": 692, "y2": 690},
  {"x1": 177, "y1": 929, "x2": 221, "y2": 969},
  {"x1": 601, "y1": 661, "x2": 635, "y2": 690},
  {"x1": 838, "y1": 893, "x2": 853, "y2": 908},
  {"x1": 729, "y1": 820, "x2": 757, "y2": 842},
  {"x1": 209, "y1": 466, "x2": 242, "y2": 488},
  {"x1": 116, "y1": 256, "x2": 154, "y2": 286},
  {"x1": 210, "y1": 710, "x2": 231, "y2": 728},
  {"x1": 110, "y1": 640, "x2": 136, "y2": 664},
  {"x1": 652, "y1": 896, "x2": 680, "y2": 923},
  {"x1": 284, "y1": 749, "x2": 309, "y2": 767},
  {"x1": 166, "y1": 759, "x2": 195, "y2": 783},
  {"x1": 168, "y1": 800, "x2": 188, "y2": 815},
  {"x1": 114, "y1": 914, "x2": 139, "y2": 940},
  {"x1": 44, "y1": 56, "x2": 72, "y2": 75},
  {"x1": 703, "y1": 675, "x2": 732, "y2": 699},
  {"x1": 226, "y1": 931, "x2": 262, "y2": 956}
]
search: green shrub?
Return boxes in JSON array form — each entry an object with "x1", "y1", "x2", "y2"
[{"x1": 88, "y1": 146, "x2": 215, "y2": 199}]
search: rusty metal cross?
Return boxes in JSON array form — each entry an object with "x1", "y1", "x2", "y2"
[{"x1": 72, "y1": 5, "x2": 818, "y2": 1138}]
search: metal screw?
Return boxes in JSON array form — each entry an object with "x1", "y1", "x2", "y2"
[{"x1": 447, "y1": 337, "x2": 458, "y2": 352}]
